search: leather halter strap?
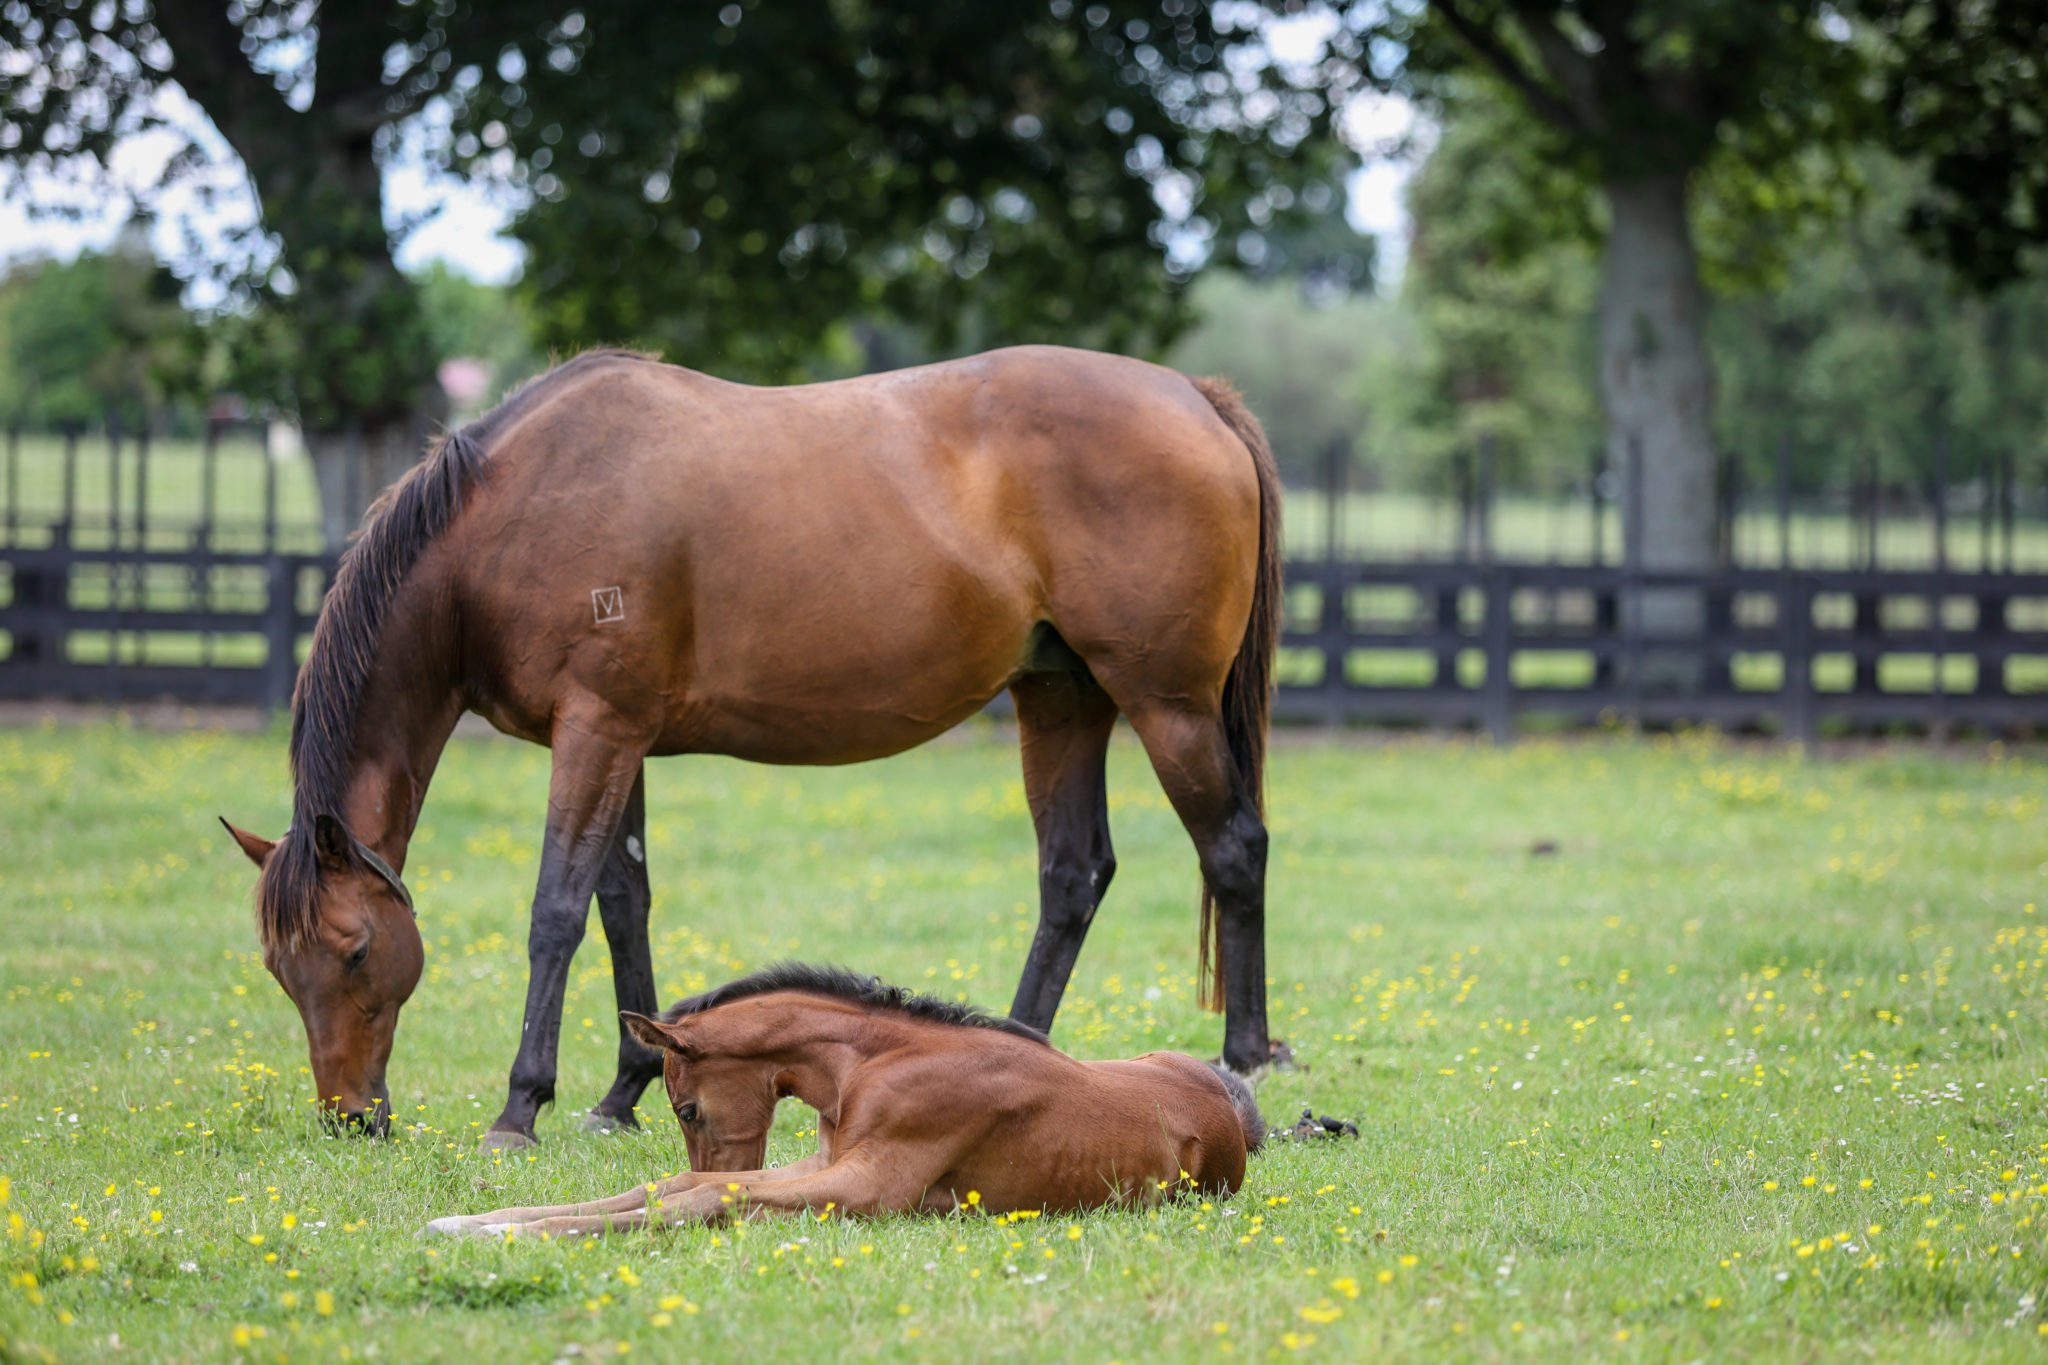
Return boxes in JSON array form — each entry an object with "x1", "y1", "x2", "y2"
[{"x1": 350, "y1": 838, "x2": 416, "y2": 917}]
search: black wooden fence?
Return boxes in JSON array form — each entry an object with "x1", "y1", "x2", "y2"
[
  {"x1": 1, "y1": 421, "x2": 2044, "y2": 734},
  {"x1": 1274, "y1": 561, "x2": 2048, "y2": 738}
]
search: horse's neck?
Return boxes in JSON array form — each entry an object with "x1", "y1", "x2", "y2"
[
  {"x1": 707, "y1": 998, "x2": 882, "y2": 1122},
  {"x1": 333, "y1": 591, "x2": 467, "y2": 871}
]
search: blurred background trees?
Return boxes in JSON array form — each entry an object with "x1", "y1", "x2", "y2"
[
  {"x1": 1, "y1": 0, "x2": 1352, "y2": 542},
  {"x1": 1, "y1": 0, "x2": 2045, "y2": 559}
]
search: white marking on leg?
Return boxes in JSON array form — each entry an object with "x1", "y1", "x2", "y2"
[
  {"x1": 626, "y1": 835, "x2": 643, "y2": 863},
  {"x1": 591, "y1": 586, "x2": 625, "y2": 624}
]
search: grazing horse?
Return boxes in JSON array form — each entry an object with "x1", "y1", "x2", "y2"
[
  {"x1": 220, "y1": 345, "x2": 1281, "y2": 1147},
  {"x1": 422, "y1": 963, "x2": 1266, "y2": 1237}
]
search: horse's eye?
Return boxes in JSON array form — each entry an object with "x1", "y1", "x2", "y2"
[
  {"x1": 676, "y1": 1102, "x2": 699, "y2": 1124},
  {"x1": 345, "y1": 944, "x2": 370, "y2": 972}
]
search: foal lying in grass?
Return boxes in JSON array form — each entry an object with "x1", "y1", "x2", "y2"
[{"x1": 423, "y1": 964, "x2": 1264, "y2": 1238}]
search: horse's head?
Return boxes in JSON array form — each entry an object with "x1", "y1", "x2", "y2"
[
  {"x1": 622, "y1": 1012, "x2": 778, "y2": 1171},
  {"x1": 222, "y1": 814, "x2": 423, "y2": 1136}
]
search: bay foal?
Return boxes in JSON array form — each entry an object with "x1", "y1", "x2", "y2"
[{"x1": 422, "y1": 965, "x2": 1265, "y2": 1238}]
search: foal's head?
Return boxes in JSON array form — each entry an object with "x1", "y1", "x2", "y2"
[
  {"x1": 622, "y1": 1012, "x2": 781, "y2": 1171},
  {"x1": 223, "y1": 815, "x2": 423, "y2": 1135}
]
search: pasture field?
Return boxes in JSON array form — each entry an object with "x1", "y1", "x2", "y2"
[{"x1": 1, "y1": 720, "x2": 2045, "y2": 1362}]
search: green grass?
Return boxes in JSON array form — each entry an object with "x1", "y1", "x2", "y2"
[{"x1": 2, "y1": 722, "x2": 2046, "y2": 1362}]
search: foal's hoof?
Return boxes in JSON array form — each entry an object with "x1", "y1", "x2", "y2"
[
  {"x1": 478, "y1": 1128, "x2": 537, "y2": 1157},
  {"x1": 580, "y1": 1110, "x2": 639, "y2": 1135},
  {"x1": 421, "y1": 1217, "x2": 514, "y2": 1240}
]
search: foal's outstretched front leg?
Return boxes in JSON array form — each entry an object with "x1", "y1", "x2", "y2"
[
  {"x1": 422, "y1": 1154, "x2": 832, "y2": 1238},
  {"x1": 482, "y1": 707, "x2": 650, "y2": 1153},
  {"x1": 467, "y1": 1157, "x2": 925, "y2": 1239}
]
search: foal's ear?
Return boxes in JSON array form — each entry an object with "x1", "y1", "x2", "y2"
[
  {"x1": 219, "y1": 817, "x2": 277, "y2": 869},
  {"x1": 311, "y1": 813, "x2": 353, "y2": 866},
  {"x1": 621, "y1": 1011, "x2": 695, "y2": 1057}
]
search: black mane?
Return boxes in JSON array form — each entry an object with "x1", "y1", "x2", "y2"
[
  {"x1": 256, "y1": 349, "x2": 656, "y2": 950},
  {"x1": 661, "y1": 962, "x2": 1051, "y2": 1046}
]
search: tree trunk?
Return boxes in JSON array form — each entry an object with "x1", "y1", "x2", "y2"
[
  {"x1": 1599, "y1": 172, "x2": 1718, "y2": 689},
  {"x1": 305, "y1": 412, "x2": 444, "y2": 549}
]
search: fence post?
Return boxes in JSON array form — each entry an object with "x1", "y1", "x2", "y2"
[
  {"x1": 1932, "y1": 428, "x2": 1948, "y2": 727},
  {"x1": 262, "y1": 556, "x2": 297, "y2": 712},
  {"x1": 1483, "y1": 564, "x2": 1513, "y2": 743},
  {"x1": 1323, "y1": 434, "x2": 1347, "y2": 564},
  {"x1": 1589, "y1": 445, "x2": 1607, "y2": 568},
  {"x1": 106, "y1": 412, "x2": 122, "y2": 704},
  {"x1": 264, "y1": 424, "x2": 280, "y2": 555},
  {"x1": 1623, "y1": 435, "x2": 1645, "y2": 725},
  {"x1": 59, "y1": 422, "x2": 79, "y2": 547},
  {"x1": 1476, "y1": 434, "x2": 1496, "y2": 566},
  {"x1": 1999, "y1": 448, "x2": 2015, "y2": 573},
  {"x1": 1775, "y1": 434, "x2": 1793, "y2": 571},
  {"x1": 3, "y1": 422, "x2": 16, "y2": 547},
  {"x1": 1853, "y1": 453, "x2": 1878, "y2": 693},
  {"x1": 1781, "y1": 574, "x2": 1816, "y2": 744}
]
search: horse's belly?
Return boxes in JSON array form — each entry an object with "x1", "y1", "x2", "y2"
[{"x1": 664, "y1": 614, "x2": 1033, "y2": 764}]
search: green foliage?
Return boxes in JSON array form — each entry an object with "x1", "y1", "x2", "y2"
[
  {"x1": 1857, "y1": 0, "x2": 2048, "y2": 292},
  {"x1": 1375, "y1": 84, "x2": 1602, "y2": 491},
  {"x1": 1167, "y1": 273, "x2": 1401, "y2": 480},
  {"x1": 3, "y1": 725, "x2": 2046, "y2": 1358},
  {"x1": 445, "y1": 1, "x2": 1353, "y2": 378},
  {"x1": 0, "y1": 235, "x2": 200, "y2": 430},
  {"x1": 1712, "y1": 156, "x2": 2048, "y2": 492},
  {"x1": 410, "y1": 263, "x2": 546, "y2": 392}
]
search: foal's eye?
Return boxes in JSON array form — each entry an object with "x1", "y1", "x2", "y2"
[{"x1": 676, "y1": 1102, "x2": 699, "y2": 1124}]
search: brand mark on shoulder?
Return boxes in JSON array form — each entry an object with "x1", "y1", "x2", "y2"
[{"x1": 591, "y1": 586, "x2": 625, "y2": 624}]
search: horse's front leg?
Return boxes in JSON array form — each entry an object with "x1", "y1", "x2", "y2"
[
  {"x1": 482, "y1": 707, "x2": 649, "y2": 1152},
  {"x1": 585, "y1": 764, "x2": 664, "y2": 1131}
]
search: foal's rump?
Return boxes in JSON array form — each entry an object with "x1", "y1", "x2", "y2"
[{"x1": 1082, "y1": 1050, "x2": 1263, "y2": 1197}]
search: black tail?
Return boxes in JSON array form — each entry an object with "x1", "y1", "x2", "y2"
[
  {"x1": 1207, "y1": 1062, "x2": 1267, "y2": 1156},
  {"x1": 1189, "y1": 376, "x2": 1282, "y2": 1013}
]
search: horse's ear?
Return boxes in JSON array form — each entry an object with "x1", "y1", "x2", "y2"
[
  {"x1": 219, "y1": 817, "x2": 276, "y2": 869},
  {"x1": 621, "y1": 1011, "x2": 695, "y2": 1057},
  {"x1": 311, "y1": 813, "x2": 352, "y2": 866}
]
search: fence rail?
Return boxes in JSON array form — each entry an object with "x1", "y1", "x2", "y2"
[
  {"x1": 4, "y1": 539, "x2": 2046, "y2": 736},
  {"x1": 2, "y1": 414, "x2": 2045, "y2": 732},
  {"x1": 1275, "y1": 561, "x2": 2048, "y2": 736}
]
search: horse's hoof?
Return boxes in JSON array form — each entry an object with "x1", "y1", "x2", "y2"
[
  {"x1": 478, "y1": 1128, "x2": 537, "y2": 1156},
  {"x1": 580, "y1": 1111, "x2": 639, "y2": 1134},
  {"x1": 421, "y1": 1217, "x2": 468, "y2": 1238}
]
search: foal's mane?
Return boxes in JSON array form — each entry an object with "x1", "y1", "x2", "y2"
[
  {"x1": 662, "y1": 962, "x2": 1052, "y2": 1046},
  {"x1": 256, "y1": 349, "x2": 658, "y2": 950}
]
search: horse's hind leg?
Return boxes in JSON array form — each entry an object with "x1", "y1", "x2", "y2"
[
  {"x1": 586, "y1": 764, "x2": 664, "y2": 1131},
  {"x1": 1007, "y1": 669, "x2": 1119, "y2": 1034},
  {"x1": 1122, "y1": 703, "x2": 1270, "y2": 1074}
]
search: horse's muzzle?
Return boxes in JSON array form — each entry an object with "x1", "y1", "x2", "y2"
[{"x1": 326, "y1": 1084, "x2": 393, "y2": 1137}]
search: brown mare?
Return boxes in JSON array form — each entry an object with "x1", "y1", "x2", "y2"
[
  {"x1": 422, "y1": 964, "x2": 1265, "y2": 1237},
  {"x1": 220, "y1": 345, "x2": 1281, "y2": 1147}
]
